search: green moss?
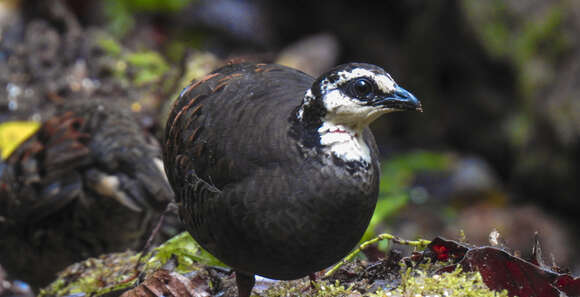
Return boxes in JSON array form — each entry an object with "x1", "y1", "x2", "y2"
[
  {"x1": 96, "y1": 35, "x2": 123, "y2": 57},
  {"x1": 264, "y1": 266, "x2": 504, "y2": 297},
  {"x1": 261, "y1": 279, "x2": 356, "y2": 297},
  {"x1": 371, "y1": 267, "x2": 508, "y2": 297},
  {"x1": 126, "y1": 51, "x2": 170, "y2": 86},
  {"x1": 40, "y1": 232, "x2": 225, "y2": 297},
  {"x1": 39, "y1": 251, "x2": 141, "y2": 297},
  {"x1": 40, "y1": 233, "x2": 505, "y2": 297},
  {"x1": 313, "y1": 281, "x2": 356, "y2": 297},
  {"x1": 94, "y1": 33, "x2": 174, "y2": 88}
]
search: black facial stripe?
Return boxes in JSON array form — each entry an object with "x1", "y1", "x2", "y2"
[
  {"x1": 335, "y1": 77, "x2": 391, "y2": 103},
  {"x1": 289, "y1": 93, "x2": 326, "y2": 150},
  {"x1": 326, "y1": 73, "x2": 340, "y2": 84}
]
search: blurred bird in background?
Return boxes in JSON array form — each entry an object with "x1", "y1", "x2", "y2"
[
  {"x1": 0, "y1": 99, "x2": 177, "y2": 288},
  {"x1": 0, "y1": 0, "x2": 181, "y2": 288}
]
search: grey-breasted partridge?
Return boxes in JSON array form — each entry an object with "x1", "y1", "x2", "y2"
[{"x1": 163, "y1": 63, "x2": 421, "y2": 297}]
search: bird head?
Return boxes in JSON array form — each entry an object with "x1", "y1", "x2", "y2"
[{"x1": 304, "y1": 63, "x2": 421, "y2": 131}]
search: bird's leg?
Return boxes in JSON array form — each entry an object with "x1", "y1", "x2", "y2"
[
  {"x1": 134, "y1": 202, "x2": 176, "y2": 273},
  {"x1": 235, "y1": 271, "x2": 255, "y2": 297},
  {"x1": 309, "y1": 273, "x2": 317, "y2": 290}
]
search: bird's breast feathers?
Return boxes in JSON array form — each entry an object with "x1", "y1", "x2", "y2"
[{"x1": 317, "y1": 121, "x2": 371, "y2": 165}]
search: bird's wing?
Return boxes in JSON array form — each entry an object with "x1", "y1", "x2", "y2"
[{"x1": 164, "y1": 63, "x2": 314, "y2": 202}]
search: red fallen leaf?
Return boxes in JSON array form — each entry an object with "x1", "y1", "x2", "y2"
[
  {"x1": 554, "y1": 275, "x2": 580, "y2": 296},
  {"x1": 426, "y1": 237, "x2": 580, "y2": 297},
  {"x1": 457, "y1": 247, "x2": 559, "y2": 297},
  {"x1": 425, "y1": 237, "x2": 468, "y2": 262},
  {"x1": 120, "y1": 269, "x2": 210, "y2": 297}
]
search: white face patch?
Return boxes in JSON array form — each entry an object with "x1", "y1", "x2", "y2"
[
  {"x1": 313, "y1": 67, "x2": 399, "y2": 130},
  {"x1": 321, "y1": 89, "x2": 396, "y2": 130},
  {"x1": 318, "y1": 121, "x2": 371, "y2": 163}
]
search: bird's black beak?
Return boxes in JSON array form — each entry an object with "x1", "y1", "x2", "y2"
[{"x1": 374, "y1": 86, "x2": 422, "y2": 112}]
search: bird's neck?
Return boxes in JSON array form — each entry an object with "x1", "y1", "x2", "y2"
[{"x1": 291, "y1": 90, "x2": 371, "y2": 165}]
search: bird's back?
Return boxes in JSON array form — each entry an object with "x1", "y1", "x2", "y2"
[{"x1": 164, "y1": 63, "x2": 314, "y2": 195}]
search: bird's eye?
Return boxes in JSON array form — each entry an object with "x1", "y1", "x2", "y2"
[{"x1": 351, "y1": 78, "x2": 375, "y2": 99}]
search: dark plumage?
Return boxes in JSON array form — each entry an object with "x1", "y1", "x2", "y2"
[{"x1": 163, "y1": 63, "x2": 421, "y2": 297}]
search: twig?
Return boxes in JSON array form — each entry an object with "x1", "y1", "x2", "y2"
[{"x1": 324, "y1": 233, "x2": 431, "y2": 277}]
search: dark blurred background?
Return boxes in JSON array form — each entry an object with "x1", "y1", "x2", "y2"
[{"x1": 1, "y1": 0, "x2": 579, "y2": 287}]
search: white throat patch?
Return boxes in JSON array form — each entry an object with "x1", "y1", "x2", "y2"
[{"x1": 318, "y1": 121, "x2": 370, "y2": 164}]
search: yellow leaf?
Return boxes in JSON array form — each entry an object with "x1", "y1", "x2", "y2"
[{"x1": 0, "y1": 121, "x2": 41, "y2": 160}]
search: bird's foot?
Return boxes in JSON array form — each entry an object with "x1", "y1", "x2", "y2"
[
  {"x1": 235, "y1": 271, "x2": 255, "y2": 297},
  {"x1": 309, "y1": 273, "x2": 317, "y2": 290}
]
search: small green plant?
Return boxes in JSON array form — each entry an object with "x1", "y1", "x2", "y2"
[
  {"x1": 325, "y1": 233, "x2": 430, "y2": 277},
  {"x1": 95, "y1": 34, "x2": 172, "y2": 87},
  {"x1": 104, "y1": 0, "x2": 194, "y2": 37},
  {"x1": 145, "y1": 231, "x2": 226, "y2": 273},
  {"x1": 126, "y1": 51, "x2": 170, "y2": 86}
]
